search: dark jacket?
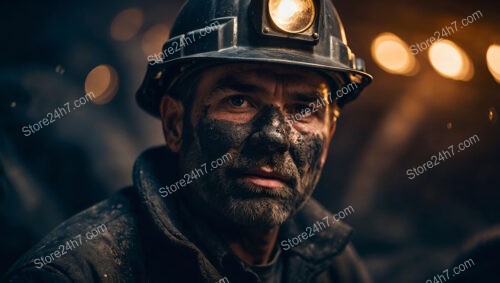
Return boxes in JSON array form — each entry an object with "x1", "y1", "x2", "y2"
[{"x1": 3, "y1": 147, "x2": 371, "y2": 283}]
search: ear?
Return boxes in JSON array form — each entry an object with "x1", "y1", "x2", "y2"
[{"x1": 160, "y1": 95, "x2": 184, "y2": 153}]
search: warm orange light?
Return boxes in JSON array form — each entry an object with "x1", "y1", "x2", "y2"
[
  {"x1": 268, "y1": 0, "x2": 315, "y2": 33},
  {"x1": 110, "y1": 8, "x2": 143, "y2": 41},
  {"x1": 84, "y1": 65, "x2": 119, "y2": 105},
  {"x1": 486, "y1": 44, "x2": 500, "y2": 83},
  {"x1": 489, "y1": 107, "x2": 497, "y2": 124},
  {"x1": 142, "y1": 24, "x2": 170, "y2": 56},
  {"x1": 371, "y1": 33, "x2": 418, "y2": 75},
  {"x1": 428, "y1": 40, "x2": 474, "y2": 81}
]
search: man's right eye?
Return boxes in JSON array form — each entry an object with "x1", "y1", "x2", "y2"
[
  {"x1": 228, "y1": 96, "x2": 247, "y2": 107},
  {"x1": 223, "y1": 95, "x2": 254, "y2": 109}
]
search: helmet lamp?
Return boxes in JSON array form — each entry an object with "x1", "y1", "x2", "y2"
[{"x1": 268, "y1": 0, "x2": 315, "y2": 34}]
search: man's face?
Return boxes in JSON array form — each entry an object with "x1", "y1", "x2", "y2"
[{"x1": 174, "y1": 63, "x2": 337, "y2": 228}]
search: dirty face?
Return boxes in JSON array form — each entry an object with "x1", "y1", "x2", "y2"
[{"x1": 172, "y1": 63, "x2": 337, "y2": 228}]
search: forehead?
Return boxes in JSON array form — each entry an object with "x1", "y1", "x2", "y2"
[{"x1": 195, "y1": 63, "x2": 331, "y2": 92}]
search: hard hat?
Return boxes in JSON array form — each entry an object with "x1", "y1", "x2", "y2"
[{"x1": 136, "y1": 0, "x2": 373, "y2": 117}]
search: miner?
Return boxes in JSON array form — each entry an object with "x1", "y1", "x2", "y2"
[{"x1": 4, "y1": 0, "x2": 373, "y2": 282}]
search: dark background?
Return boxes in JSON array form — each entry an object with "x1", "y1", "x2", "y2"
[{"x1": 1, "y1": 1, "x2": 499, "y2": 282}]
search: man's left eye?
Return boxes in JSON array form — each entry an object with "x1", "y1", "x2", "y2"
[{"x1": 228, "y1": 96, "x2": 248, "y2": 107}]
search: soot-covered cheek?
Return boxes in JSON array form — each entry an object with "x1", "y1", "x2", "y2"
[
  {"x1": 193, "y1": 105, "x2": 279, "y2": 158},
  {"x1": 289, "y1": 132, "x2": 325, "y2": 175},
  {"x1": 195, "y1": 117, "x2": 253, "y2": 160}
]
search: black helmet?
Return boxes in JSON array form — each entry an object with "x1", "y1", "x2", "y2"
[{"x1": 136, "y1": 0, "x2": 372, "y2": 117}]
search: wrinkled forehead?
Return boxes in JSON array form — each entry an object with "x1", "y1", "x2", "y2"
[{"x1": 197, "y1": 63, "x2": 333, "y2": 93}]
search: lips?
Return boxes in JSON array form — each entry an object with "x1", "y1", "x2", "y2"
[{"x1": 237, "y1": 166, "x2": 293, "y2": 189}]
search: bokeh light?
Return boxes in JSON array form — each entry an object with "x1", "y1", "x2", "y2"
[
  {"x1": 489, "y1": 107, "x2": 497, "y2": 124},
  {"x1": 141, "y1": 24, "x2": 170, "y2": 56},
  {"x1": 84, "y1": 65, "x2": 119, "y2": 105},
  {"x1": 110, "y1": 8, "x2": 144, "y2": 41},
  {"x1": 486, "y1": 44, "x2": 500, "y2": 83},
  {"x1": 428, "y1": 40, "x2": 474, "y2": 81},
  {"x1": 371, "y1": 33, "x2": 418, "y2": 75},
  {"x1": 55, "y1": 65, "x2": 65, "y2": 75}
]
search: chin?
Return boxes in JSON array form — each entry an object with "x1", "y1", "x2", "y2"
[{"x1": 223, "y1": 197, "x2": 294, "y2": 228}]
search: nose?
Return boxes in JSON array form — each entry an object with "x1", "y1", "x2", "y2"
[{"x1": 247, "y1": 106, "x2": 290, "y2": 153}]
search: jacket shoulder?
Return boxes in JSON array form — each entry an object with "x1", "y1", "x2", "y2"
[{"x1": 3, "y1": 187, "x2": 144, "y2": 282}]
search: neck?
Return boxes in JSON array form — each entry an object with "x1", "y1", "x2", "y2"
[{"x1": 224, "y1": 225, "x2": 279, "y2": 265}]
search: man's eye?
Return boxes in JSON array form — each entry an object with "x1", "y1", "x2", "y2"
[{"x1": 228, "y1": 96, "x2": 248, "y2": 107}]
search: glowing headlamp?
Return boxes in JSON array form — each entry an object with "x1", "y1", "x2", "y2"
[
  {"x1": 268, "y1": 0, "x2": 315, "y2": 33},
  {"x1": 250, "y1": 0, "x2": 320, "y2": 42}
]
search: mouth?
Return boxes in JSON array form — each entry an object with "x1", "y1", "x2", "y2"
[{"x1": 238, "y1": 166, "x2": 293, "y2": 189}]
